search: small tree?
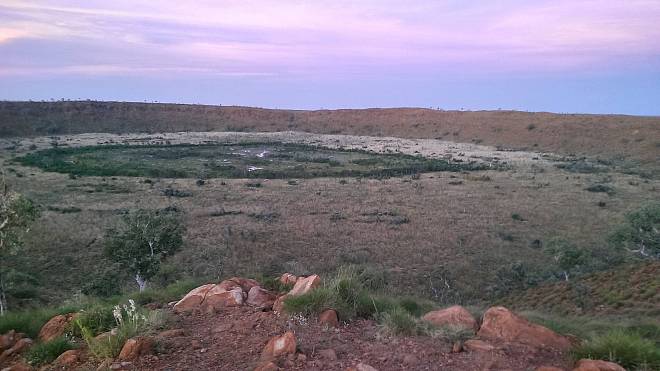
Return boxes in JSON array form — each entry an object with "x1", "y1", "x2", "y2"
[
  {"x1": 104, "y1": 209, "x2": 185, "y2": 292},
  {"x1": 609, "y1": 202, "x2": 660, "y2": 260},
  {"x1": 0, "y1": 179, "x2": 39, "y2": 315},
  {"x1": 544, "y1": 238, "x2": 587, "y2": 281}
]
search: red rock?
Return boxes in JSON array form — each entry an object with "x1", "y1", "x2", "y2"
[
  {"x1": 247, "y1": 286, "x2": 277, "y2": 308},
  {"x1": 288, "y1": 275, "x2": 320, "y2": 296},
  {"x1": 421, "y1": 305, "x2": 478, "y2": 332},
  {"x1": 477, "y1": 306, "x2": 572, "y2": 350},
  {"x1": 38, "y1": 313, "x2": 77, "y2": 342},
  {"x1": 254, "y1": 361, "x2": 279, "y2": 371},
  {"x1": 279, "y1": 273, "x2": 298, "y2": 286},
  {"x1": 319, "y1": 309, "x2": 339, "y2": 328},
  {"x1": 273, "y1": 295, "x2": 288, "y2": 313},
  {"x1": 573, "y1": 359, "x2": 626, "y2": 371},
  {"x1": 54, "y1": 349, "x2": 82, "y2": 366},
  {"x1": 451, "y1": 341, "x2": 463, "y2": 353},
  {"x1": 118, "y1": 337, "x2": 153, "y2": 361},
  {"x1": 0, "y1": 338, "x2": 33, "y2": 364},
  {"x1": 0, "y1": 330, "x2": 17, "y2": 351},
  {"x1": 203, "y1": 286, "x2": 244, "y2": 312},
  {"x1": 173, "y1": 284, "x2": 216, "y2": 313},
  {"x1": 261, "y1": 331, "x2": 297, "y2": 361},
  {"x1": 218, "y1": 277, "x2": 260, "y2": 292},
  {"x1": 463, "y1": 339, "x2": 495, "y2": 352}
]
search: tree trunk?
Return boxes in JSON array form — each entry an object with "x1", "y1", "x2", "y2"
[
  {"x1": 0, "y1": 272, "x2": 7, "y2": 316},
  {"x1": 135, "y1": 273, "x2": 147, "y2": 292},
  {"x1": 563, "y1": 271, "x2": 570, "y2": 281}
]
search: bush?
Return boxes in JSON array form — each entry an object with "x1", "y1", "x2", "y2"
[
  {"x1": 0, "y1": 306, "x2": 79, "y2": 338},
  {"x1": 82, "y1": 269, "x2": 123, "y2": 297},
  {"x1": 378, "y1": 307, "x2": 421, "y2": 336},
  {"x1": 573, "y1": 330, "x2": 660, "y2": 370},
  {"x1": 25, "y1": 337, "x2": 75, "y2": 365},
  {"x1": 73, "y1": 305, "x2": 116, "y2": 337},
  {"x1": 609, "y1": 202, "x2": 660, "y2": 260}
]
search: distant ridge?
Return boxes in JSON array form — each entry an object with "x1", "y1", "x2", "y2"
[{"x1": 1, "y1": 101, "x2": 658, "y2": 169}]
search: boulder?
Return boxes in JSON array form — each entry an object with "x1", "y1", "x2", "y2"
[
  {"x1": 247, "y1": 287, "x2": 277, "y2": 309},
  {"x1": 573, "y1": 359, "x2": 626, "y2": 371},
  {"x1": 118, "y1": 337, "x2": 153, "y2": 361},
  {"x1": 54, "y1": 349, "x2": 82, "y2": 367},
  {"x1": 279, "y1": 273, "x2": 298, "y2": 286},
  {"x1": 203, "y1": 286, "x2": 244, "y2": 312},
  {"x1": 0, "y1": 338, "x2": 33, "y2": 364},
  {"x1": 273, "y1": 295, "x2": 288, "y2": 313},
  {"x1": 288, "y1": 275, "x2": 320, "y2": 297},
  {"x1": 463, "y1": 339, "x2": 495, "y2": 352},
  {"x1": 173, "y1": 284, "x2": 216, "y2": 313},
  {"x1": 421, "y1": 305, "x2": 478, "y2": 332},
  {"x1": 38, "y1": 313, "x2": 77, "y2": 342},
  {"x1": 477, "y1": 307, "x2": 571, "y2": 350},
  {"x1": 0, "y1": 331, "x2": 17, "y2": 352},
  {"x1": 261, "y1": 331, "x2": 296, "y2": 361},
  {"x1": 218, "y1": 277, "x2": 260, "y2": 293},
  {"x1": 319, "y1": 309, "x2": 339, "y2": 328}
]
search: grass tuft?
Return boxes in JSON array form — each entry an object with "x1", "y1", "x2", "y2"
[
  {"x1": 25, "y1": 337, "x2": 76, "y2": 365},
  {"x1": 573, "y1": 330, "x2": 660, "y2": 370}
]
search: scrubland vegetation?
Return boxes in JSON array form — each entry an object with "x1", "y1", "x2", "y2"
[{"x1": 0, "y1": 104, "x2": 658, "y2": 369}]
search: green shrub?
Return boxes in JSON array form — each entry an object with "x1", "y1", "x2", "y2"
[
  {"x1": 573, "y1": 330, "x2": 660, "y2": 370},
  {"x1": 0, "y1": 306, "x2": 79, "y2": 338},
  {"x1": 608, "y1": 202, "x2": 660, "y2": 260},
  {"x1": 25, "y1": 337, "x2": 75, "y2": 365},
  {"x1": 73, "y1": 305, "x2": 115, "y2": 337},
  {"x1": 378, "y1": 307, "x2": 421, "y2": 336}
]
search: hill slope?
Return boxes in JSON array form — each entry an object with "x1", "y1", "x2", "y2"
[{"x1": 1, "y1": 101, "x2": 658, "y2": 170}]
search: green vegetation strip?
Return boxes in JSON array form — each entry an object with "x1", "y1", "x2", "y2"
[{"x1": 15, "y1": 142, "x2": 488, "y2": 179}]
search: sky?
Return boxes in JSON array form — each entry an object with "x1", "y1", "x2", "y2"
[{"x1": 1, "y1": 0, "x2": 660, "y2": 115}]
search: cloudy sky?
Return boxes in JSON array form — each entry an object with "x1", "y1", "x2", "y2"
[{"x1": 1, "y1": 1, "x2": 659, "y2": 114}]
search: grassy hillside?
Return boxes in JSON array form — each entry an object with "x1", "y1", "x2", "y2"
[
  {"x1": 1, "y1": 101, "x2": 658, "y2": 172},
  {"x1": 499, "y1": 261, "x2": 660, "y2": 317}
]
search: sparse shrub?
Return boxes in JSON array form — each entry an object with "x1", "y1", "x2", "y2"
[
  {"x1": 104, "y1": 209, "x2": 185, "y2": 292},
  {"x1": 246, "y1": 181, "x2": 262, "y2": 188},
  {"x1": 544, "y1": 238, "x2": 589, "y2": 281},
  {"x1": 162, "y1": 188, "x2": 192, "y2": 198},
  {"x1": 25, "y1": 336, "x2": 76, "y2": 365},
  {"x1": 608, "y1": 202, "x2": 660, "y2": 260},
  {"x1": 527, "y1": 124, "x2": 536, "y2": 131},
  {"x1": 195, "y1": 179, "x2": 205, "y2": 186},
  {"x1": 378, "y1": 306, "x2": 421, "y2": 336},
  {"x1": 77, "y1": 299, "x2": 147, "y2": 359},
  {"x1": 511, "y1": 213, "x2": 524, "y2": 221},
  {"x1": 586, "y1": 184, "x2": 614, "y2": 194},
  {"x1": 573, "y1": 330, "x2": 660, "y2": 370}
]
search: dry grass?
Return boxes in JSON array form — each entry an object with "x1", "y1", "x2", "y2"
[{"x1": 2, "y1": 132, "x2": 658, "y2": 308}]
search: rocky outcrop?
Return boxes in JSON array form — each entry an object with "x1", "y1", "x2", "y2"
[
  {"x1": 463, "y1": 339, "x2": 495, "y2": 352},
  {"x1": 288, "y1": 275, "x2": 320, "y2": 296},
  {"x1": 247, "y1": 287, "x2": 277, "y2": 309},
  {"x1": 477, "y1": 307, "x2": 571, "y2": 350},
  {"x1": 421, "y1": 305, "x2": 478, "y2": 333},
  {"x1": 38, "y1": 313, "x2": 77, "y2": 342},
  {"x1": 261, "y1": 331, "x2": 296, "y2": 361},
  {"x1": 174, "y1": 278, "x2": 261, "y2": 313},
  {"x1": 572, "y1": 359, "x2": 626, "y2": 371},
  {"x1": 0, "y1": 338, "x2": 33, "y2": 364},
  {"x1": 279, "y1": 273, "x2": 298, "y2": 286},
  {"x1": 118, "y1": 337, "x2": 153, "y2": 361},
  {"x1": 319, "y1": 309, "x2": 339, "y2": 328},
  {"x1": 54, "y1": 349, "x2": 82, "y2": 367}
]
